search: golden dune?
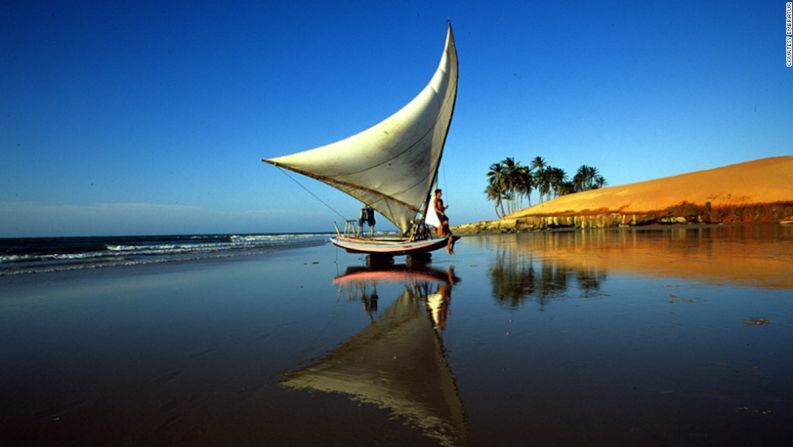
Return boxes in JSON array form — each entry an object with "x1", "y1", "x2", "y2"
[{"x1": 510, "y1": 156, "x2": 793, "y2": 218}]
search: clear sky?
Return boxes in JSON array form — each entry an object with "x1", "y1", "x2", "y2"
[{"x1": 2, "y1": 0, "x2": 791, "y2": 237}]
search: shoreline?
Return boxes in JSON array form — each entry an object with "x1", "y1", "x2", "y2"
[
  {"x1": 454, "y1": 202, "x2": 793, "y2": 234},
  {"x1": 0, "y1": 234, "x2": 329, "y2": 278}
]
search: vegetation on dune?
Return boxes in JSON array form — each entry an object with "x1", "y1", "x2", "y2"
[{"x1": 485, "y1": 156, "x2": 606, "y2": 218}]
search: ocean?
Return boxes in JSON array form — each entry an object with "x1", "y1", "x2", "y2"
[
  {"x1": 2, "y1": 227, "x2": 793, "y2": 446},
  {"x1": 0, "y1": 233, "x2": 330, "y2": 275}
]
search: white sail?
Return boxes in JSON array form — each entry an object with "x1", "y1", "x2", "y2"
[
  {"x1": 426, "y1": 193, "x2": 442, "y2": 228},
  {"x1": 263, "y1": 25, "x2": 458, "y2": 233}
]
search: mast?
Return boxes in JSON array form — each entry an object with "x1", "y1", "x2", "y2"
[{"x1": 419, "y1": 23, "x2": 458, "y2": 224}]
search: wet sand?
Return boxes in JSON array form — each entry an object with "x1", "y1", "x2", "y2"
[{"x1": 2, "y1": 226, "x2": 793, "y2": 446}]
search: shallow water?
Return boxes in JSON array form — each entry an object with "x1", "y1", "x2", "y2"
[
  {"x1": 1, "y1": 226, "x2": 792, "y2": 446},
  {"x1": 0, "y1": 233, "x2": 329, "y2": 275}
]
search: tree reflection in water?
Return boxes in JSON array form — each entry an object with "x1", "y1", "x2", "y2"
[
  {"x1": 612, "y1": 224, "x2": 793, "y2": 289},
  {"x1": 486, "y1": 232, "x2": 608, "y2": 309},
  {"x1": 484, "y1": 224, "x2": 793, "y2": 304}
]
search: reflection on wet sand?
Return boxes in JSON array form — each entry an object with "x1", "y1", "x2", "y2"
[
  {"x1": 488, "y1": 239, "x2": 607, "y2": 308},
  {"x1": 478, "y1": 225, "x2": 793, "y2": 292},
  {"x1": 282, "y1": 264, "x2": 467, "y2": 447}
]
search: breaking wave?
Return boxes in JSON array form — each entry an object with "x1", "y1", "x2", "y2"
[{"x1": 0, "y1": 233, "x2": 330, "y2": 275}]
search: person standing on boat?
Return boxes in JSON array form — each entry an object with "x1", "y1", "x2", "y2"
[
  {"x1": 358, "y1": 204, "x2": 376, "y2": 237},
  {"x1": 433, "y1": 189, "x2": 455, "y2": 254}
]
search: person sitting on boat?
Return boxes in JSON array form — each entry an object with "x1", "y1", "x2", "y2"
[
  {"x1": 433, "y1": 189, "x2": 455, "y2": 254},
  {"x1": 358, "y1": 204, "x2": 376, "y2": 237}
]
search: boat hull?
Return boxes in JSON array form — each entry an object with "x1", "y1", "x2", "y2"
[{"x1": 330, "y1": 235, "x2": 460, "y2": 256}]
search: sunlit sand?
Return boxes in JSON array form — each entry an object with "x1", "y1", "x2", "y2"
[{"x1": 510, "y1": 156, "x2": 793, "y2": 217}]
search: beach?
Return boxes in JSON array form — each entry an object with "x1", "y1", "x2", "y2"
[{"x1": 2, "y1": 227, "x2": 793, "y2": 446}]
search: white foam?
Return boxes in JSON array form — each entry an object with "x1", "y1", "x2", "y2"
[
  {"x1": 1, "y1": 254, "x2": 33, "y2": 263},
  {"x1": 1, "y1": 233, "x2": 330, "y2": 274}
]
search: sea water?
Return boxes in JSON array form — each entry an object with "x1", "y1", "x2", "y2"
[
  {"x1": 1, "y1": 225, "x2": 792, "y2": 446},
  {"x1": 0, "y1": 233, "x2": 330, "y2": 275}
]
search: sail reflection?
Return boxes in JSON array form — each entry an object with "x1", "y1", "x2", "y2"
[{"x1": 282, "y1": 264, "x2": 467, "y2": 447}]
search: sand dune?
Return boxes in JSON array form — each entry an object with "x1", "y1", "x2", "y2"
[{"x1": 510, "y1": 156, "x2": 793, "y2": 218}]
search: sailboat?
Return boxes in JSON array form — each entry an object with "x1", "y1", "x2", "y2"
[{"x1": 263, "y1": 24, "x2": 460, "y2": 257}]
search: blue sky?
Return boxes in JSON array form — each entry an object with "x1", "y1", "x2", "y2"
[{"x1": 1, "y1": 0, "x2": 791, "y2": 236}]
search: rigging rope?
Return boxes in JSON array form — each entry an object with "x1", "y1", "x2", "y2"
[
  {"x1": 442, "y1": 160, "x2": 449, "y2": 203},
  {"x1": 276, "y1": 167, "x2": 348, "y2": 221}
]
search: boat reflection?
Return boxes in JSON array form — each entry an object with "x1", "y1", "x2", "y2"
[{"x1": 282, "y1": 264, "x2": 467, "y2": 446}]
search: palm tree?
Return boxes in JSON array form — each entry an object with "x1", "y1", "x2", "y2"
[
  {"x1": 573, "y1": 165, "x2": 601, "y2": 192},
  {"x1": 572, "y1": 165, "x2": 608, "y2": 192},
  {"x1": 594, "y1": 174, "x2": 606, "y2": 189},
  {"x1": 537, "y1": 171, "x2": 555, "y2": 202},
  {"x1": 486, "y1": 162, "x2": 507, "y2": 217},
  {"x1": 486, "y1": 156, "x2": 607, "y2": 210},
  {"x1": 547, "y1": 167, "x2": 568, "y2": 198},
  {"x1": 557, "y1": 180, "x2": 575, "y2": 196},
  {"x1": 530, "y1": 156, "x2": 548, "y2": 203},
  {"x1": 573, "y1": 165, "x2": 591, "y2": 192},
  {"x1": 502, "y1": 157, "x2": 519, "y2": 214},
  {"x1": 487, "y1": 157, "x2": 540, "y2": 216},
  {"x1": 530, "y1": 156, "x2": 547, "y2": 172},
  {"x1": 515, "y1": 165, "x2": 533, "y2": 208},
  {"x1": 484, "y1": 182, "x2": 504, "y2": 218}
]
